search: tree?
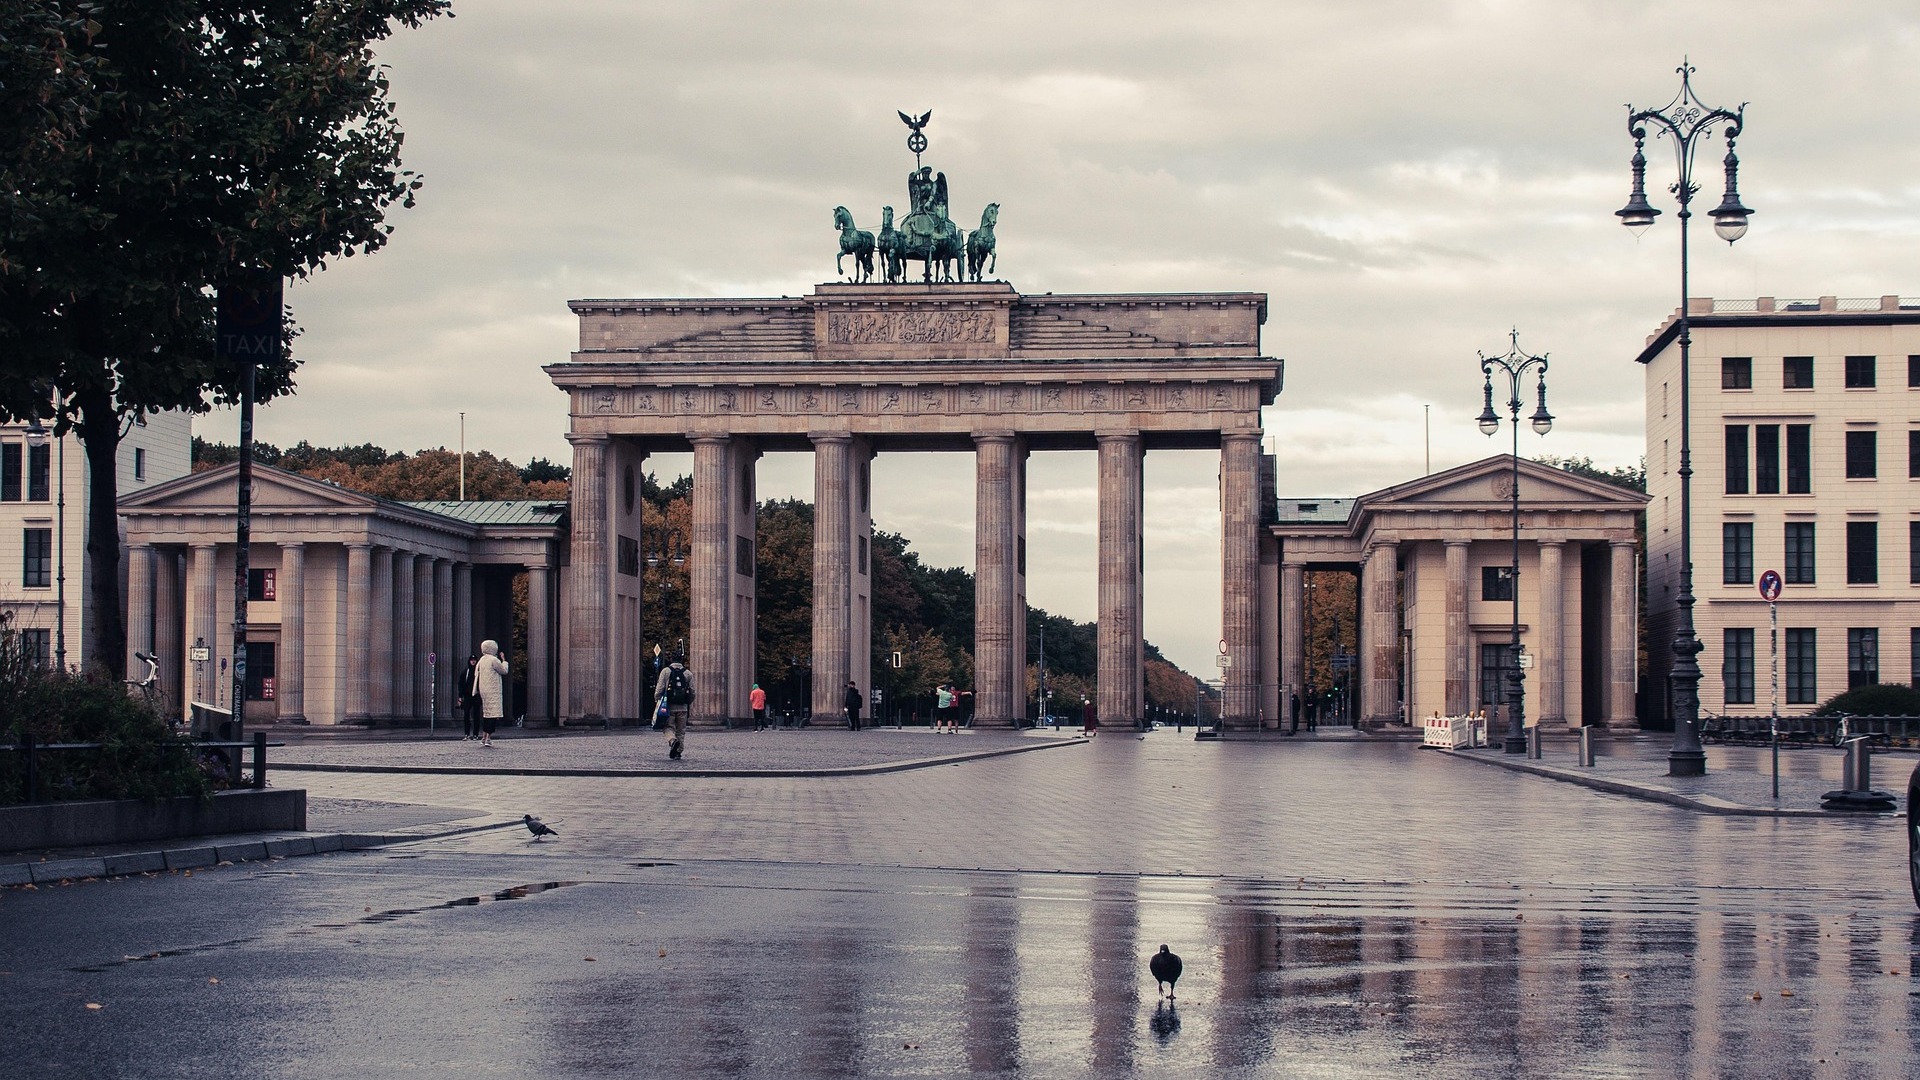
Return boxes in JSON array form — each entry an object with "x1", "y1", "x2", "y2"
[
  {"x1": 1537, "y1": 454, "x2": 1647, "y2": 493},
  {"x1": 0, "y1": 1, "x2": 449, "y2": 677}
]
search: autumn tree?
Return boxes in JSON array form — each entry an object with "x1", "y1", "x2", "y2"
[{"x1": 1, "y1": 1, "x2": 449, "y2": 676}]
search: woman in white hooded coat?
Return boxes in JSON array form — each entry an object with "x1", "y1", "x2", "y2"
[{"x1": 475, "y1": 639, "x2": 510, "y2": 748}]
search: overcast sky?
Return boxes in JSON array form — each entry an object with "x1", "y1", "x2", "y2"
[{"x1": 231, "y1": 0, "x2": 1920, "y2": 675}]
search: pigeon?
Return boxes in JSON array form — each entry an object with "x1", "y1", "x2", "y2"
[
  {"x1": 1150, "y1": 944, "x2": 1183, "y2": 1000},
  {"x1": 522, "y1": 814, "x2": 558, "y2": 839}
]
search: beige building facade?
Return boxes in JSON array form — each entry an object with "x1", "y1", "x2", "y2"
[
  {"x1": 118, "y1": 465, "x2": 565, "y2": 726},
  {"x1": 1640, "y1": 295, "x2": 1920, "y2": 717},
  {"x1": 1273, "y1": 457, "x2": 1647, "y2": 729},
  {"x1": 548, "y1": 282, "x2": 1282, "y2": 729}
]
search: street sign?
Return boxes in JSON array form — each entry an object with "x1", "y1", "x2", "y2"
[
  {"x1": 1518, "y1": 652, "x2": 1534, "y2": 670},
  {"x1": 190, "y1": 647, "x2": 211, "y2": 662},
  {"x1": 1215, "y1": 654, "x2": 1233, "y2": 669},
  {"x1": 1758, "y1": 569, "x2": 1782, "y2": 602},
  {"x1": 891, "y1": 651, "x2": 903, "y2": 668},
  {"x1": 1331, "y1": 653, "x2": 1354, "y2": 671}
]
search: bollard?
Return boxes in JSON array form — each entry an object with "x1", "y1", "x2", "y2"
[
  {"x1": 1527, "y1": 726, "x2": 1541, "y2": 759},
  {"x1": 1822, "y1": 735, "x2": 1897, "y2": 811},
  {"x1": 252, "y1": 731, "x2": 268, "y2": 789},
  {"x1": 1578, "y1": 725, "x2": 1595, "y2": 767}
]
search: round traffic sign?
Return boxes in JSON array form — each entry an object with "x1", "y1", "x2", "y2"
[{"x1": 1758, "y1": 569, "x2": 1782, "y2": 602}]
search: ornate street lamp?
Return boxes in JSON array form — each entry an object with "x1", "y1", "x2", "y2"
[
  {"x1": 1618, "y1": 60, "x2": 1751, "y2": 777},
  {"x1": 1477, "y1": 330, "x2": 1553, "y2": 754}
]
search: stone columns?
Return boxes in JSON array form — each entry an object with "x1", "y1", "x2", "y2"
[
  {"x1": 691, "y1": 434, "x2": 734, "y2": 725},
  {"x1": 345, "y1": 543, "x2": 372, "y2": 723},
  {"x1": 1608, "y1": 540, "x2": 1638, "y2": 726},
  {"x1": 392, "y1": 548, "x2": 416, "y2": 723},
  {"x1": 1538, "y1": 540, "x2": 1566, "y2": 726},
  {"x1": 1360, "y1": 539, "x2": 1400, "y2": 724},
  {"x1": 433, "y1": 558, "x2": 453, "y2": 721},
  {"x1": 974, "y1": 433, "x2": 1023, "y2": 725},
  {"x1": 527, "y1": 561, "x2": 552, "y2": 724},
  {"x1": 154, "y1": 549, "x2": 183, "y2": 717},
  {"x1": 566, "y1": 434, "x2": 610, "y2": 721},
  {"x1": 1281, "y1": 560, "x2": 1307, "y2": 714},
  {"x1": 1220, "y1": 433, "x2": 1262, "y2": 728},
  {"x1": 369, "y1": 546, "x2": 394, "y2": 722},
  {"x1": 278, "y1": 543, "x2": 306, "y2": 724},
  {"x1": 126, "y1": 544, "x2": 155, "y2": 677},
  {"x1": 1259, "y1": 535, "x2": 1281, "y2": 727},
  {"x1": 811, "y1": 433, "x2": 852, "y2": 723},
  {"x1": 453, "y1": 562, "x2": 473, "y2": 658},
  {"x1": 729, "y1": 441, "x2": 765, "y2": 723},
  {"x1": 1096, "y1": 432, "x2": 1144, "y2": 727},
  {"x1": 1444, "y1": 540, "x2": 1471, "y2": 716},
  {"x1": 412, "y1": 554, "x2": 433, "y2": 721},
  {"x1": 189, "y1": 543, "x2": 218, "y2": 714}
]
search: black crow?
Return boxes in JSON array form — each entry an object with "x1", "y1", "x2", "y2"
[
  {"x1": 1150, "y1": 944, "x2": 1183, "y2": 1000},
  {"x1": 523, "y1": 814, "x2": 558, "y2": 839}
]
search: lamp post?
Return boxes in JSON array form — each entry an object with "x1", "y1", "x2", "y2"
[
  {"x1": 1617, "y1": 60, "x2": 1752, "y2": 778},
  {"x1": 1476, "y1": 329, "x2": 1553, "y2": 754},
  {"x1": 24, "y1": 419, "x2": 65, "y2": 669}
]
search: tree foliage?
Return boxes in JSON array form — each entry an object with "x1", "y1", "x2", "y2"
[
  {"x1": 1813, "y1": 683, "x2": 1920, "y2": 718},
  {"x1": 0, "y1": 1, "x2": 450, "y2": 677},
  {"x1": 1537, "y1": 455, "x2": 1647, "y2": 493},
  {"x1": 193, "y1": 438, "x2": 569, "y2": 502}
]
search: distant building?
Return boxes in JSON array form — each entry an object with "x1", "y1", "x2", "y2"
[
  {"x1": 1638, "y1": 295, "x2": 1920, "y2": 717},
  {"x1": 0, "y1": 411, "x2": 191, "y2": 669}
]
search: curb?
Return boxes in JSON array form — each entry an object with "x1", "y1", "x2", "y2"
[
  {"x1": 270, "y1": 735, "x2": 1082, "y2": 779},
  {"x1": 1, "y1": 816, "x2": 523, "y2": 889},
  {"x1": 1440, "y1": 748, "x2": 1887, "y2": 818}
]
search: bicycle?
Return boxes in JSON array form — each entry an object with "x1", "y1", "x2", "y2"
[{"x1": 127, "y1": 651, "x2": 168, "y2": 727}]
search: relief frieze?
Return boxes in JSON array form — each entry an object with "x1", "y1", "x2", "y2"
[
  {"x1": 585, "y1": 379, "x2": 1241, "y2": 420},
  {"x1": 827, "y1": 310, "x2": 997, "y2": 345}
]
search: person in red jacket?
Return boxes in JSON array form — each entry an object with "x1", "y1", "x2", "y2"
[{"x1": 750, "y1": 683, "x2": 768, "y2": 730}]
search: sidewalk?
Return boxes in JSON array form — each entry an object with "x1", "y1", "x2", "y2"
[{"x1": 1440, "y1": 732, "x2": 1914, "y2": 817}]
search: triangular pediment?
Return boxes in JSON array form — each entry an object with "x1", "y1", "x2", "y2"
[
  {"x1": 120, "y1": 463, "x2": 380, "y2": 513},
  {"x1": 1357, "y1": 456, "x2": 1648, "y2": 513}
]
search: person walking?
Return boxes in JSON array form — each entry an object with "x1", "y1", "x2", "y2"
[
  {"x1": 844, "y1": 680, "x2": 864, "y2": 731},
  {"x1": 750, "y1": 683, "x2": 768, "y2": 730},
  {"x1": 653, "y1": 654, "x2": 693, "y2": 759},
  {"x1": 474, "y1": 640, "x2": 509, "y2": 749},
  {"x1": 457, "y1": 654, "x2": 482, "y2": 741},
  {"x1": 1082, "y1": 696, "x2": 1098, "y2": 737}
]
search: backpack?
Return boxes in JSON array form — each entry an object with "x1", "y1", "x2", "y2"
[{"x1": 667, "y1": 665, "x2": 694, "y2": 705}]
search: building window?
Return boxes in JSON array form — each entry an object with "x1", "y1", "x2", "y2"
[
  {"x1": 27, "y1": 443, "x2": 49, "y2": 502},
  {"x1": 23, "y1": 527, "x2": 52, "y2": 587},
  {"x1": 1912, "y1": 628, "x2": 1920, "y2": 686},
  {"x1": 741, "y1": 535, "x2": 758, "y2": 577},
  {"x1": 1722, "y1": 628, "x2": 1755, "y2": 705},
  {"x1": 1844, "y1": 355, "x2": 1877, "y2": 388},
  {"x1": 1722, "y1": 522, "x2": 1753, "y2": 584},
  {"x1": 1724, "y1": 426, "x2": 1749, "y2": 494},
  {"x1": 1785, "y1": 523, "x2": 1816, "y2": 584},
  {"x1": 1910, "y1": 355, "x2": 1920, "y2": 388},
  {"x1": 1912, "y1": 520, "x2": 1920, "y2": 585},
  {"x1": 244, "y1": 641, "x2": 277, "y2": 702},
  {"x1": 1911, "y1": 430, "x2": 1920, "y2": 479},
  {"x1": 1845, "y1": 430, "x2": 1877, "y2": 479},
  {"x1": 1847, "y1": 628, "x2": 1879, "y2": 689},
  {"x1": 1479, "y1": 643, "x2": 1517, "y2": 709},
  {"x1": 133, "y1": 447, "x2": 146, "y2": 481},
  {"x1": 1783, "y1": 355, "x2": 1814, "y2": 389},
  {"x1": 246, "y1": 568, "x2": 277, "y2": 601},
  {"x1": 1846, "y1": 521, "x2": 1878, "y2": 585},
  {"x1": 1785, "y1": 628, "x2": 1817, "y2": 705},
  {"x1": 19, "y1": 628, "x2": 50, "y2": 668},
  {"x1": 1722, "y1": 357, "x2": 1752, "y2": 389},
  {"x1": 1481, "y1": 565, "x2": 1514, "y2": 601},
  {"x1": 1754, "y1": 425, "x2": 1780, "y2": 494},
  {"x1": 1786, "y1": 425, "x2": 1811, "y2": 494},
  {"x1": 0, "y1": 443, "x2": 18, "y2": 501}
]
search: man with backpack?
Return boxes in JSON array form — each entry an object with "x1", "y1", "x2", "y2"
[{"x1": 653, "y1": 654, "x2": 694, "y2": 759}]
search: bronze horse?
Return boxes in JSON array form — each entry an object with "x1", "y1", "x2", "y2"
[
  {"x1": 966, "y1": 203, "x2": 998, "y2": 282},
  {"x1": 833, "y1": 206, "x2": 875, "y2": 283}
]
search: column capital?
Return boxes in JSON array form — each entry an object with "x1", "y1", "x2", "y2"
[
  {"x1": 1221, "y1": 431, "x2": 1264, "y2": 448},
  {"x1": 280, "y1": 540, "x2": 305, "y2": 552},
  {"x1": 689, "y1": 432, "x2": 732, "y2": 447},
  {"x1": 1282, "y1": 559, "x2": 1308, "y2": 570},
  {"x1": 564, "y1": 432, "x2": 610, "y2": 447},
  {"x1": 190, "y1": 540, "x2": 217, "y2": 551},
  {"x1": 1094, "y1": 430, "x2": 1143, "y2": 444},
  {"x1": 1444, "y1": 538, "x2": 1473, "y2": 549},
  {"x1": 1611, "y1": 538, "x2": 1637, "y2": 551},
  {"x1": 807, "y1": 431, "x2": 853, "y2": 447},
  {"x1": 973, "y1": 430, "x2": 1018, "y2": 446},
  {"x1": 1540, "y1": 538, "x2": 1568, "y2": 550},
  {"x1": 346, "y1": 540, "x2": 373, "y2": 551}
]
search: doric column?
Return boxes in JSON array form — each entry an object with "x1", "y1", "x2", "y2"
[
  {"x1": 453, "y1": 562, "x2": 473, "y2": 658},
  {"x1": 126, "y1": 543, "x2": 155, "y2": 677},
  {"x1": 189, "y1": 543, "x2": 219, "y2": 716},
  {"x1": 974, "y1": 433, "x2": 1020, "y2": 725},
  {"x1": 369, "y1": 546, "x2": 394, "y2": 722},
  {"x1": 1259, "y1": 535, "x2": 1281, "y2": 727},
  {"x1": 1538, "y1": 540, "x2": 1566, "y2": 726},
  {"x1": 1281, "y1": 560, "x2": 1307, "y2": 712},
  {"x1": 392, "y1": 549, "x2": 416, "y2": 723},
  {"x1": 527, "y1": 561, "x2": 552, "y2": 724},
  {"x1": 412, "y1": 554, "x2": 433, "y2": 721},
  {"x1": 278, "y1": 543, "x2": 306, "y2": 724},
  {"x1": 1444, "y1": 540, "x2": 1471, "y2": 716},
  {"x1": 691, "y1": 433, "x2": 734, "y2": 725},
  {"x1": 566, "y1": 433, "x2": 610, "y2": 720},
  {"x1": 433, "y1": 558, "x2": 453, "y2": 720},
  {"x1": 1096, "y1": 432, "x2": 1144, "y2": 727},
  {"x1": 344, "y1": 543, "x2": 372, "y2": 722},
  {"x1": 1360, "y1": 539, "x2": 1400, "y2": 724},
  {"x1": 1608, "y1": 540, "x2": 1638, "y2": 726},
  {"x1": 155, "y1": 549, "x2": 183, "y2": 718},
  {"x1": 1220, "y1": 433, "x2": 1262, "y2": 728},
  {"x1": 810, "y1": 433, "x2": 852, "y2": 722}
]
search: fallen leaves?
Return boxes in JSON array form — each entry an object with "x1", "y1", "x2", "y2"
[{"x1": 85, "y1": 1003, "x2": 103, "y2": 1010}]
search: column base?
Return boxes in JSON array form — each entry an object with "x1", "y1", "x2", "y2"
[{"x1": 1667, "y1": 750, "x2": 1707, "y2": 776}]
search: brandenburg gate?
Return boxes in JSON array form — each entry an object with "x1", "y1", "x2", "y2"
[{"x1": 547, "y1": 281, "x2": 1281, "y2": 729}]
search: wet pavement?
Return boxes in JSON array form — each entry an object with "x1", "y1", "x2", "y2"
[{"x1": 4, "y1": 732, "x2": 1917, "y2": 1077}]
